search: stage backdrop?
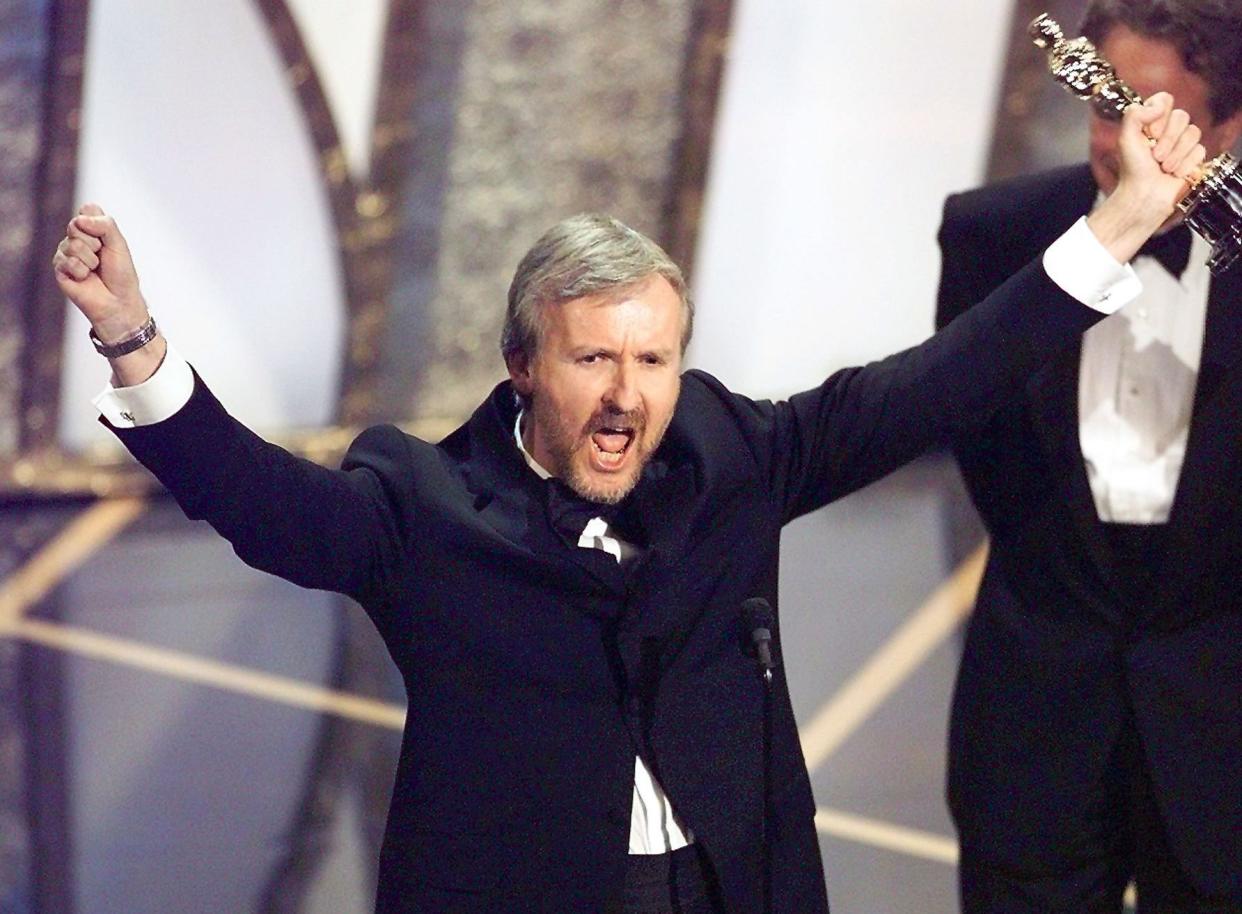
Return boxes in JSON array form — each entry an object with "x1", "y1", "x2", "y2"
[
  {"x1": 4, "y1": 0, "x2": 725, "y2": 494},
  {"x1": 3, "y1": 0, "x2": 1122, "y2": 496}
]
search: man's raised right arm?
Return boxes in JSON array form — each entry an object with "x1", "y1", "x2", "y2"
[{"x1": 52, "y1": 206, "x2": 407, "y2": 602}]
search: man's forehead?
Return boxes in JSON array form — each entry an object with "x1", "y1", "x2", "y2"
[
  {"x1": 1101, "y1": 25, "x2": 1213, "y2": 108},
  {"x1": 550, "y1": 277, "x2": 683, "y2": 330}
]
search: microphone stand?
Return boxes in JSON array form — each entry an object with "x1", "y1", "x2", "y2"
[
  {"x1": 742, "y1": 597, "x2": 776, "y2": 914},
  {"x1": 761, "y1": 662, "x2": 773, "y2": 914}
]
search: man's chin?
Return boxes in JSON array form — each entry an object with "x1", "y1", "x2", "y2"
[{"x1": 564, "y1": 466, "x2": 641, "y2": 506}]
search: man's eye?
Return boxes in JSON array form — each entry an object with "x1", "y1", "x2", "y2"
[{"x1": 579, "y1": 353, "x2": 600, "y2": 364}]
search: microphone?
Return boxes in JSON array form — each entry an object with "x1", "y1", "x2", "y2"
[
  {"x1": 742, "y1": 597, "x2": 777, "y2": 914},
  {"x1": 740, "y1": 597, "x2": 776, "y2": 684}
]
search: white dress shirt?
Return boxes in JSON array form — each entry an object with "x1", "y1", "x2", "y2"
[{"x1": 1077, "y1": 222, "x2": 1211, "y2": 524}]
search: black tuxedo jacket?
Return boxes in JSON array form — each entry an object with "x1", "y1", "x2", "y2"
[
  {"x1": 936, "y1": 164, "x2": 1242, "y2": 900},
  {"x1": 112, "y1": 258, "x2": 1099, "y2": 913}
]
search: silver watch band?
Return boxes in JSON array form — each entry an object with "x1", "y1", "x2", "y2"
[{"x1": 89, "y1": 315, "x2": 158, "y2": 358}]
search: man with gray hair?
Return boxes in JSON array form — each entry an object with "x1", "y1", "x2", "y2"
[
  {"x1": 53, "y1": 93, "x2": 1200, "y2": 912},
  {"x1": 935, "y1": 1, "x2": 1242, "y2": 911}
]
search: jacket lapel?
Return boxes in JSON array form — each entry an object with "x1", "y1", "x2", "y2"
[
  {"x1": 457, "y1": 383, "x2": 624, "y2": 600},
  {"x1": 1157, "y1": 264, "x2": 1242, "y2": 603},
  {"x1": 614, "y1": 449, "x2": 703, "y2": 704},
  {"x1": 1025, "y1": 340, "x2": 1124, "y2": 578},
  {"x1": 1013, "y1": 167, "x2": 1127, "y2": 574}
]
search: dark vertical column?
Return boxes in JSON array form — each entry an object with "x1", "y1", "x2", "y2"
[
  {"x1": 1, "y1": 503, "x2": 84, "y2": 914},
  {"x1": 2, "y1": 0, "x2": 90, "y2": 906},
  {"x1": 338, "y1": 0, "x2": 427, "y2": 426},
  {"x1": 22, "y1": 630, "x2": 75, "y2": 914},
  {"x1": 0, "y1": 632, "x2": 33, "y2": 912},
  {"x1": 18, "y1": 0, "x2": 91, "y2": 456},
  {"x1": 402, "y1": 0, "x2": 702, "y2": 422},
  {"x1": 0, "y1": 0, "x2": 53, "y2": 459},
  {"x1": 660, "y1": 0, "x2": 736, "y2": 281},
  {"x1": 0, "y1": 0, "x2": 63, "y2": 457},
  {"x1": 374, "y1": 0, "x2": 472, "y2": 423}
]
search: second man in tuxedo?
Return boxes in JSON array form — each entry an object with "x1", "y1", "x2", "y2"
[{"x1": 936, "y1": 1, "x2": 1242, "y2": 911}]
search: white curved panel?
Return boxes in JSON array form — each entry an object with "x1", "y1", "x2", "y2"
[
  {"x1": 60, "y1": 0, "x2": 346, "y2": 451},
  {"x1": 690, "y1": 0, "x2": 1011, "y2": 398},
  {"x1": 286, "y1": 0, "x2": 389, "y2": 181}
]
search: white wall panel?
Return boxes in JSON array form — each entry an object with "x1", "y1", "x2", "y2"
[
  {"x1": 690, "y1": 0, "x2": 1012, "y2": 398},
  {"x1": 60, "y1": 0, "x2": 352, "y2": 450}
]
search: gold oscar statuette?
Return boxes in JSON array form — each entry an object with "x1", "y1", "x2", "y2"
[{"x1": 1031, "y1": 13, "x2": 1242, "y2": 274}]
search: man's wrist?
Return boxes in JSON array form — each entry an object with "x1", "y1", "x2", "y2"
[
  {"x1": 88, "y1": 294, "x2": 152, "y2": 343},
  {"x1": 109, "y1": 334, "x2": 169, "y2": 388},
  {"x1": 1086, "y1": 182, "x2": 1174, "y2": 263}
]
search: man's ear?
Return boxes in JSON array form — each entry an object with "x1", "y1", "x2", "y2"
[{"x1": 506, "y1": 351, "x2": 534, "y2": 396}]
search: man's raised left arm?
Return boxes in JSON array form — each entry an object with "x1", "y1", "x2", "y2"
[{"x1": 766, "y1": 92, "x2": 1204, "y2": 522}]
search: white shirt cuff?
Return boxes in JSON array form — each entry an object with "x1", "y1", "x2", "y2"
[
  {"x1": 1043, "y1": 216, "x2": 1142, "y2": 315},
  {"x1": 92, "y1": 343, "x2": 195, "y2": 427}
]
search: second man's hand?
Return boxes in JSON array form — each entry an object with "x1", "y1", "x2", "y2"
[{"x1": 1087, "y1": 91, "x2": 1206, "y2": 263}]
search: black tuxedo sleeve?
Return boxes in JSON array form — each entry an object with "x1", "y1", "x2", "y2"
[
  {"x1": 936, "y1": 190, "x2": 994, "y2": 331},
  {"x1": 936, "y1": 166, "x2": 1095, "y2": 333},
  {"x1": 742, "y1": 256, "x2": 1103, "y2": 523},
  {"x1": 106, "y1": 372, "x2": 409, "y2": 602}
]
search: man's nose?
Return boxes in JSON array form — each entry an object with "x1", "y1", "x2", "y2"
[{"x1": 603, "y1": 363, "x2": 639, "y2": 413}]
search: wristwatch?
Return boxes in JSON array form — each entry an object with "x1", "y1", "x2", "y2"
[{"x1": 89, "y1": 315, "x2": 158, "y2": 358}]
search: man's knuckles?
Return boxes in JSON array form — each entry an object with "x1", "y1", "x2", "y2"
[
  {"x1": 66, "y1": 221, "x2": 102, "y2": 250},
  {"x1": 63, "y1": 238, "x2": 100, "y2": 268}
]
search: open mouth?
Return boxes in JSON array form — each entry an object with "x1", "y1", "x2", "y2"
[{"x1": 590, "y1": 425, "x2": 636, "y2": 469}]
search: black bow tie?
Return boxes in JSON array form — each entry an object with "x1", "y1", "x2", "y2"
[
  {"x1": 546, "y1": 479, "x2": 621, "y2": 545},
  {"x1": 1136, "y1": 224, "x2": 1193, "y2": 278}
]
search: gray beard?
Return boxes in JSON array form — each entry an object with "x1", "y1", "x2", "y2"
[{"x1": 561, "y1": 457, "x2": 644, "y2": 505}]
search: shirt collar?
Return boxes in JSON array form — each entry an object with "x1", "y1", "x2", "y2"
[{"x1": 513, "y1": 410, "x2": 553, "y2": 480}]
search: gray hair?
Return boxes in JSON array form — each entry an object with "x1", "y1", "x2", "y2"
[
  {"x1": 501, "y1": 213, "x2": 693, "y2": 363},
  {"x1": 1080, "y1": 0, "x2": 1242, "y2": 121}
]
